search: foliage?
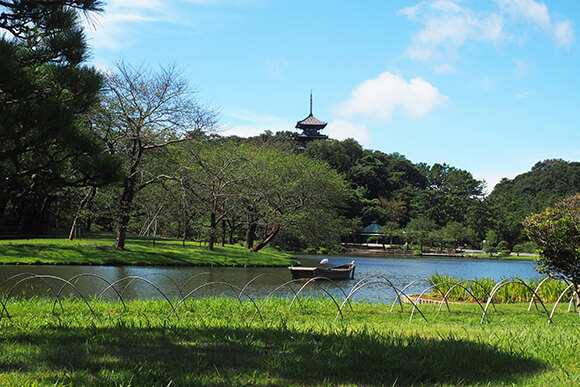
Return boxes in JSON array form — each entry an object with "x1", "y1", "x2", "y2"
[
  {"x1": 524, "y1": 193, "x2": 580, "y2": 312},
  {"x1": 487, "y1": 159, "x2": 580, "y2": 246},
  {"x1": 0, "y1": 0, "x2": 120, "y2": 234},
  {"x1": 410, "y1": 163, "x2": 485, "y2": 227},
  {"x1": 93, "y1": 61, "x2": 217, "y2": 248}
]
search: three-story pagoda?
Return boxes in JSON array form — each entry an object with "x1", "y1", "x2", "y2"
[{"x1": 296, "y1": 93, "x2": 328, "y2": 150}]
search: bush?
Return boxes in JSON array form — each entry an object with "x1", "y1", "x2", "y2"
[
  {"x1": 413, "y1": 249, "x2": 422, "y2": 256},
  {"x1": 318, "y1": 247, "x2": 328, "y2": 255},
  {"x1": 499, "y1": 250, "x2": 512, "y2": 257},
  {"x1": 304, "y1": 247, "x2": 317, "y2": 254},
  {"x1": 496, "y1": 240, "x2": 509, "y2": 251},
  {"x1": 484, "y1": 245, "x2": 498, "y2": 256},
  {"x1": 513, "y1": 242, "x2": 536, "y2": 254}
]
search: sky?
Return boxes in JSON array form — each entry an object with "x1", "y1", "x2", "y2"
[{"x1": 83, "y1": 0, "x2": 580, "y2": 193}]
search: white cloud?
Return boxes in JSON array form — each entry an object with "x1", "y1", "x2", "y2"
[
  {"x1": 400, "y1": 0, "x2": 575, "y2": 63},
  {"x1": 433, "y1": 63, "x2": 456, "y2": 74},
  {"x1": 497, "y1": 0, "x2": 550, "y2": 29},
  {"x1": 83, "y1": 0, "x2": 167, "y2": 51},
  {"x1": 400, "y1": 1, "x2": 505, "y2": 61},
  {"x1": 512, "y1": 58, "x2": 537, "y2": 78},
  {"x1": 220, "y1": 108, "x2": 292, "y2": 137},
  {"x1": 334, "y1": 71, "x2": 449, "y2": 121},
  {"x1": 554, "y1": 19, "x2": 575, "y2": 49},
  {"x1": 497, "y1": 0, "x2": 575, "y2": 48},
  {"x1": 325, "y1": 120, "x2": 371, "y2": 146}
]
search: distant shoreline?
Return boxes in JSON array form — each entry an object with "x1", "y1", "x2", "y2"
[{"x1": 340, "y1": 247, "x2": 537, "y2": 260}]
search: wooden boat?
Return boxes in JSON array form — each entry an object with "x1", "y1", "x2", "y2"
[{"x1": 288, "y1": 261, "x2": 355, "y2": 280}]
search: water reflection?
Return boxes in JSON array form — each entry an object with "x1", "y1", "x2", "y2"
[{"x1": 0, "y1": 255, "x2": 538, "y2": 302}]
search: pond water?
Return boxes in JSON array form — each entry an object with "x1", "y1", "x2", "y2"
[{"x1": 0, "y1": 255, "x2": 539, "y2": 302}]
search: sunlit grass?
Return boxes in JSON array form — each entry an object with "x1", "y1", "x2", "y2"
[
  {"x1": 0, "y1": 235, "x2": 294, "y2": 267},
  {"x1": 0, "y1": 297, "x2": 578, "y2": 386}
]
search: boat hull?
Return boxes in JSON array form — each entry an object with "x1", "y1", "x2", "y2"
[{"x1": 288, "y1": 262, "x2": 355, "y2": 280}]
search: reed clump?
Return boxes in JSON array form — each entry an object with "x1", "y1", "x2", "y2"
[{"x1": 427, "y1": 273, "x2": 572, "y2": 303}]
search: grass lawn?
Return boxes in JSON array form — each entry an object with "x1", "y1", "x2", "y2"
[
  {"x1": 0, "y1": 235, "x2": 294, "y2": 267},
  {"x1": 0, "y1": 297, "x2": 578, "y2": 386}
]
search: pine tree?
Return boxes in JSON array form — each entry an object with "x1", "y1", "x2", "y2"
[{"x1": 0, "y1": 1, "x2": 119, "y2": 234}]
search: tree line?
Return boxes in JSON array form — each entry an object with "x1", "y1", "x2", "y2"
[{"x1": 2, "y1": 1, "x2": 579, "y2": 254}]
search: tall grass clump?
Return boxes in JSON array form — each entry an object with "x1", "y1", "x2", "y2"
[{"x1": 427, "y1": 274, "x2": 572, "y2": 303}]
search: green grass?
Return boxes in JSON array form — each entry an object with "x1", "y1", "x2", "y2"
[
  {"x1": 0, "y1": 235, "x2": 295, "y2": 267},
  {"x1": 1, "y1": 297, "x2": 579, "y2": 386}
]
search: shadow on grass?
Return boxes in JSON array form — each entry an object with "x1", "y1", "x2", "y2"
[{"x1": 0, "y1": 325, "x2": 545, "y2": 385}]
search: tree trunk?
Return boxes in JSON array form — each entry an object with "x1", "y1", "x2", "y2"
[
  {"x1": 115, "y1": 179, "x2": 136, "y2": 250},
  {"x1": 69, "y1": 187, "x2": 96, "y2": 240},
  {"x1": 228, "y1": 226, "x2": 235, "y2": 245},
  {"x1": 245, "y1": 222, "x2": 256, "y2": 249},
  {"x1": 207, "y1": 212, "x2": 216, "y2": 251},
  {"x1": 575, "y1": 281, "x2": 580, "y2": 316},
  {"x1": 221, "y1": 219, "x2": 226, "y2": 247},
  {"x1": 252, "y1": 225, "x2": 280, "y2": 252}
]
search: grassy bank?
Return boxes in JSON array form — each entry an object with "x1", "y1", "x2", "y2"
[
  {"x1": 0, "y1": 236, "x2": 294, "y2": 267},
  {"x1": 1, "y1": 297, "x2": 578, "y2": 386}
]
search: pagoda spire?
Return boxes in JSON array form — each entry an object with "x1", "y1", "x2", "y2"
[{"x1": 309, "y1": 90, "x2": 313, "y2": 115}]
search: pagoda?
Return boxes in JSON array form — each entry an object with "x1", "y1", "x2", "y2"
[{"x1": 295, "y1": 92, "x2": 328, "y2": 150}]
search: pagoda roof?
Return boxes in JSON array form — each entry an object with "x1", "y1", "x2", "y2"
[{"x1": 296, "y1": 113, "x2": 327, "y2": 130}]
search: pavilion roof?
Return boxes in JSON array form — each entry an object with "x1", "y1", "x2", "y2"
[{"x1": 360, "y1": 221, "x2": 384, "y2": 235}]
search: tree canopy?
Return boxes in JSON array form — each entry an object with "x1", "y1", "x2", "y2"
[
  {"x1": 0, "y1": 0, "x2": 119, "y2": 234},
  {"x1": 524, "y1": 194, "x2": 580, "y2": 313}
]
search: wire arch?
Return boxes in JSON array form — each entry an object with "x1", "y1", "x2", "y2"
[
  {"x1": 53, "y1": 273, "x2": 127, "y2": 313},
  {"x1": 289, "y1": 277, "x2": 349, "y2": 320},
  {"x1": 165, "y1": 281, "x2": 263, "y2": 322},
  {"x1": 481, "y1": 278, "x2": 551, "y2": 324},
  {"x1": 4, "y1": 275, "x2": 94, "y2": 316},
  {"x1": 436, "y1": 280, "x2": 486, "y2": 315},
  {"x1": 96, "y1": 276, "x2": 179, "y2": 319}
]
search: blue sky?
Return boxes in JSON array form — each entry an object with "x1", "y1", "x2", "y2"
[{"x1": 84, "y1": 0, "x2": 580, "y2": 192}]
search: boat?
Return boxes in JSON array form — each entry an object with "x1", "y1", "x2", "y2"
[{"x1": 288, "y1": 261, "x2": 355, "y2": 280}]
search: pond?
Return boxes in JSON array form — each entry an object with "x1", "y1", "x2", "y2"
[{"x1": 0, "y1": 255, "x2": 539, "y2": 302}]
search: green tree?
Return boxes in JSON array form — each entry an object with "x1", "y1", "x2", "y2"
[
  {"x1": 0, "y1": 0, "x2": 120, "y2": 234},
  {"x1": 410, "y1": 163, "x2": 484, "y2": 227},
  {"x1": 94, "y1": 62, "x2": 217, "y2": 249},
  {"x1": 406, "y1": 217, "x2": 436, "y2": 252},
  {"x1": 178, "y1": 139, "x2": 248, "y2": 250},
  {"x1": 487, "y1": 159, "x2": 580, "y2": 246},
  {"x1": 523, "y1": 194, "x2": 580, "y2": 314},
  {"x1": 304, "y1": 138, "x2": 363, "y2": 175},
  {"x1": 223, "y1": 144, "x2": 350, "y2": 252}
]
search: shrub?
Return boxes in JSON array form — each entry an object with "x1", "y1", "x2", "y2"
[{"x1": 497, "y1": 240, "x2": 509, "y2": 251}]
